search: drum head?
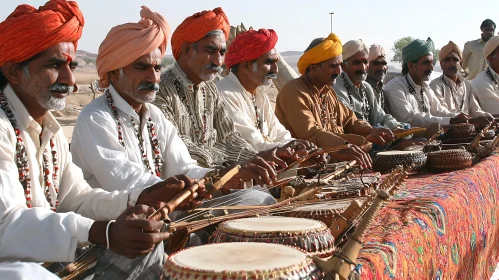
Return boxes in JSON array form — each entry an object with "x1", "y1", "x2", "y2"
[
  {"x1": 376, "y1": 150, "x2": 422, "y2": 156},
  {"x1": 169, "y1": 242, "x2": 307, "y2": 272},
  {"x1": 222, "y1": 216, "x2": 324, "y2": 233},
  {"x1": 291, "y1": 201, "x2": 351, "y2": 212}
]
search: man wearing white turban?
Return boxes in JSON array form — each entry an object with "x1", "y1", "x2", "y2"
[{"x1": 366, "y1": 44, "x2": 388, "y2": 110}]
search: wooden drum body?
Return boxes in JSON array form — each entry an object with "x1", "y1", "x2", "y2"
[
  {"x1": 163, "y1": 242, "x2": 324, "y2": 280},
  {"x1": 446, "y1": 123, "x2": 475, "y2": 138},
  {"x1": 427, "y1": 149, "x2": 473, "y2": 171},
  {"x1": 210, "y1": 216, "x2": 335, "y2": 258},
  {"x1": 373, "y1": 150, "x2": 427, "y2": 173}
]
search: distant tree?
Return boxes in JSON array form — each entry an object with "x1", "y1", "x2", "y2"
[
  {"x1": 391, "y1": 36, "x2": 414, "y2": 64},
  {"x1": 392, "y1": 37, "x2": 440, "y2": 65}
]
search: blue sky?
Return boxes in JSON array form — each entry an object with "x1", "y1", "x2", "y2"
[{"x1": 2, "y1": 0, "x2": 498, "y2": 64}]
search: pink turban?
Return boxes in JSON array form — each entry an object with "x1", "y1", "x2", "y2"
[
  {"x1": 96, "y1": 6, "x2": 170, "y2": 88},
  {"x1": 225, "y1": 28, "x2": 278, "y2": 69},
  {"x1": 484, "y1": 36, "x2": 499, "y2": 58},
  {"x1": 368, "y1": 44, "x2": 386, "y2": 62},
  {"x1": 0, "y1": 0, "x2": 84, "y2": 67},
  {"x1": 439, "y1": 41, "x2": 462, "y2": 62},
  {"x1": 171, "y1": 7, "x2": 230, "y2": 61}
]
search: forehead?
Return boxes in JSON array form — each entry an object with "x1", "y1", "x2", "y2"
[
  {"x1": 197, "y1": 34, "x2": 227, "y2": 48},
  {"x1": 370, "y1": 56, "x2": 387, "y2": 63},
  {"x1": 443, "y1": 52, "x2": 461, "y2": 60},
  {"x1": 323, "y1": 54, "x2": 343, "y2": 65},
  {"x1": 417, "y1": 53, "x2": 433, "y2": 63},
  {"x1": 37, "y1": 42, "x2": 76, "y2": 60},
  {"x1": 259, "y1": 48, "x2": 278, "y2": 60},
  {"x1": 128, "y1": 48, "x2": 162, "y2": 65}
]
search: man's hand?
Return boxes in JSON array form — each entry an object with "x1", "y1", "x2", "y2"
[
  {"x1": 223, "y1": 156, "x2": 278, "y2": 190},
  {"x1": 449, "y1": 113, "x2": 471, "y2": 124},
  {"x1": 468, "y1": 115, "x2": 492, "y2": 129},
  {"x1": 137, "y1": 175, "x2": 210, "y2": 210},
  {"x1": 365, "y1": 127, "x2": 395, "y2": 146},
  {"x1": 331, "y1": 145, "x2": 372, "y2": 169},
  {"x1": 89, "y1": 205, "x2": 170, "y2": 259}
]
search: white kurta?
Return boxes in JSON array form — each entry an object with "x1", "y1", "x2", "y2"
[
  {"x1": 0, "y1": 85, "x2": 139, "y2": 263},
  {"x1": 471, "y1": 68, "x2": 499, "y2": 116},
  {"x1": 384, "y1": 75, "x2": 456, "y2": 127},
  {"x1": 216, "y1": 72, "x2": 293, "y2": 151},
  {"x1": 71, "y1": 85, "x2": 211, "y2": 193},
  {"x1": 429, "y1": 74, "x2": 491, "y2": 117}
]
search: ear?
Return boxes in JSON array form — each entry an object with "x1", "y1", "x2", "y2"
[
  {"x1": 181, "y1": 42, "x2": 193, "y2": 58},
  {"x1": 2, "y1": 62, "x2": 23, "y2": 85},
  {"x1": 108, "y1": 69, "x2": 120, "y2": 84},
  {"x1": 240, "y1": 61, "x2": 253, "y2": 73}
]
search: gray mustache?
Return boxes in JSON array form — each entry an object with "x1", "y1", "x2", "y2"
[
  {"x1": 49, "y1": 83, "x2": 74, "y2": 93},
  {"x1": 204, "y1": 64, "x2": 222, "y2": 72},
  {"x1": 138, "y1": 82, "x2": 159, "y2": 91},
  {"x1": 267, "y1": 73, "x2": 278, "y2": 79}
]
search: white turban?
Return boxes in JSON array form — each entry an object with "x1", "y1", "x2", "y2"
[
  {"x1": 342, "y1": 39, "x2": 368, "y2": 61},
  {"x1": 484, "y1": 36, "x2": 499, "y2": 58},
  {"x1": 368, "y1": 44, "x2": 386, "y2": 62}
]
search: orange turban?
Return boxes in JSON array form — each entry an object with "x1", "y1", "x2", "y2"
[
  {"x1": 96, "y1": 6, "x2": 170, "y2": 88},
  {"x1": 225, "y1": 28, "x2": 278, "y2": 69},
  {"x1": 171, "y1": 7, "x2": 230, "y2": 61},
  {"x1": 0, "y1": 0, "x2": 84, "y2": 67},
  {"x1": 297, "y1": 33, "x2": 342, "y2": 75},
  {"x1": 439, "y1": 41, "x2": 462, "y2": 62}
]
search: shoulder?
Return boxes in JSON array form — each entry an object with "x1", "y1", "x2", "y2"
[
  {"x1": 429, "y1": 77, "x2": 443, "y2": 89},
  {"x1": 76, "y1": 94, "x2": 112, "y2": 124},
  {"x1": 279, "y1": 77, "x2": 306, "y2": 97},
  {"x1": 384, "y1": 76, "x2": 406, "y2": 91}
]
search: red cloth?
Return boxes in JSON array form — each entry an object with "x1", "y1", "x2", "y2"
[
  {"x1": 0, "y1": 0, "x2": 84, "y2": 66},
  {"x1": 171, "y1": 7, "x2": 230, "y2": 60},
  {"x1": 225, "y1": 28, "x2": 278, "y2": 69}
]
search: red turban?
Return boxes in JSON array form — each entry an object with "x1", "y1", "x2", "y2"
[
  {"x1": 0, "y1": 0, "x2": 84, "y2": 67},
  {"x1": 225, "y1": 28, "x2": 278, "y2": 69},
  {"x1": 171, "y1": 7, "x2": 230, "y2": 60}
]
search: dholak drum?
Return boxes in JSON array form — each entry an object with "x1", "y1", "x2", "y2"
[
  {"x1": 281, "y1": 200, "x2": 352, "y2": 227},
  {"x1": 210, "y1": 216, "x2": 335, "y2": 257},
  {"x1": 446, "y1": 123, "x2": 475, "y2": 138},
  {"x1": 373, "y1": 150, "x2": 427, "y2": 173},
  {"x1": 162, "y1": 242, "x2": 324, "y2": 280},
  {"x1": 427, "y1": 149, "x2": 473, "y2": 171}
]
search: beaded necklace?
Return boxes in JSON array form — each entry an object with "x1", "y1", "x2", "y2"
[
  {"x1": 441, "y1": 76, "x2": 465, "y2": 112},
  {"x1": 405, "y1": 75, "x2": 428, "y2": 113},
  {"x1": 250, "y1": 94, "x2": 262, "y2": 131},
  {"x1": 0, "y1": 91, "x2": 59, "y2": 210},
  {"x1": 179, "y1": 85, "x2": 207, "y2": 144},
  {"x1": 105, "y1": 90, "x2": 162, "y2": 177},
  {"x1": 486, "y1": 67, "x2": 499, "y2": 89},
  {"x1": 341, "y1": 73, "x2": 370, "y2": 121}
]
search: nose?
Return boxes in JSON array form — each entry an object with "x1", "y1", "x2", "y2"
[
  {"x1": 213, "y1": 52, "x2": 224, "y2": 67},
  {"x1": 145, "y1": 66, "x2": 160, "y2": 84},
  {"x1": 58, "y1": 64, "x2": 75, "y2": 86},
  {"x1": 271, "y1": 63, "x2": 278, "y2": 74}
]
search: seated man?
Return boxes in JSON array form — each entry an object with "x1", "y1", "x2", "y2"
[
  {"x1": 385, "y1": 38, "x2": 488, "y2": 128},
  {"x1": 472, "y1": 36, "x2": 499, "y2": 117},
  {"x1": 333, "y1": 39, "x2": 407, "y2": 130},
  {"x1": 155, "y1": 8, "x2": 321, "y2": 172},
  {"x1": 275, "y1": 34, "x2": 397, "y2": 168},
  {"x1": 217, "y1": 28, "x2": 294, "y2": 151},
  {"x1": 71, "y1": 5, "x2": 277, "y2": 226},
  {"x1": 0, "y1": 2, "x2": 206, "y2": 278},
  {"x1": 366, "y1": 44, "x2": 388, "y2": 111},
  {"x1": 430, "y1": 41, "x2": 491, "y2": 118}
]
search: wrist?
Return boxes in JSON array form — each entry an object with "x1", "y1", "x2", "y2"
[{"x1": 88, "y1": 221, "x2": 108, "y2": 246}]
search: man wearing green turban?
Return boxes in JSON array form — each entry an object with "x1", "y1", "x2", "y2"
[{"x1": 384, "y1": 38, "x2": 489, "y2": 128}]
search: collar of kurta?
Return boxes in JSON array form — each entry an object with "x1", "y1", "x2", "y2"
[
  {"x1": 225, "y1": 72, "x2": 256, "y2": 99},
  {"x1": 366, "y1": 75, "x2": 383, "y2": 91},
  {"x1": 441, "y1": 73, "x2": 464, "y2": 87},
  {"x1": 108, "y1": 85, "x2": 150, "y2": 122},
  {"x1": 300, "y1": 74, "x2": 330, "y2": 97},
  {"x1": 490, "y1": 66, "x2": 499, "y2": 80},
  {"x1": 3, "y1": 84, "x2": 60, "y2": 136},
  {"x1": 340, "y1": 72, "x2": 367, "y2": 90},
  {"x1": 171, "y1": 62, "x2": 209, "y2": 92},
  {"x1": 406, "y1": 73, "x2": 430, "y2": 91}
]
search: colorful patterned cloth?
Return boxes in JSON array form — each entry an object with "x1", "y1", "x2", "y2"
[{"x1": 358, "y1": 154, "x2": 499, "y2": 279}]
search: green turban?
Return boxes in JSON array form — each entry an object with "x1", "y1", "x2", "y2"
[{"x1": 402, "y1": 37, "x2": 435, "y2": 65}]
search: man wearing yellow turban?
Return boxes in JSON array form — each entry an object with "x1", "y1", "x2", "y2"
[
  {"x1": 275, "y1": 34, "x2": 397, "y2": 169},
  {"x1": 429, "y1": 41, "x2": 491, "y2": 118},
  {"x1": 471, "y1": 35, "x2": 499, "y2": 117},
  {"x1": 385, "y1": 38, "x2": 488, "y2": 128}
]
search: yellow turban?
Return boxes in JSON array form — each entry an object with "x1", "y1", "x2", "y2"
[
  {"x1": 439, "y1": 41, "x2": 462, "y2": 62},
  {"x1": 297, "y1": 33, "x2": 342, "y2": 74},
  {"x1": 484, "y1": 36, "x2": 499, "y2": 58}
]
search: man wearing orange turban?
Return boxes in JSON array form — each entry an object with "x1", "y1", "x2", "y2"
[
  {"x1": 275, "y1": 34, "x2": 400, "y2": 169},
  {"x1": 430, "y1": 41, "x2": 491, "y2": 118},
  {"x1": 0, "y1": 2, "x2": 200, "y2": 279},
  {"x1": 156, "y1": 8, "x2": 321, "y2": 187}
]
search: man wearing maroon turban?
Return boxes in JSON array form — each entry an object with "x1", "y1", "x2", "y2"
[
  {"x1": 0, "y1": 1, "x2": 199, "y2": 278},
  {"x1": 156, "y1": 8, "x2": 322, "y2": 191},
  {"x1": 217, "y1": 28, "x2": 303, "y2": 152}
]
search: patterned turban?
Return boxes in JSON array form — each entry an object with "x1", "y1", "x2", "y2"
[
  {"x1": 0, "y1": 0, "x2": 84, "y2": 67},
  {"x1": 225, "y1": 28, "x2": 278, "y2": 69},
  {"x1": 297, "y1": 33, "x2": 342, "y2": 75},
  {"x1": 96, "y1": 6, "x2": 170, "y2": 88},
  {"x1": 171, "y1": 7, "x2": 230, "y2": 61},
  {"x1": 439, "y1": 41, "x2": 462, "y2": 62},
  {"x1": 402, "y1": 37, "x2": 435, "y2": 65},
  {"x1": 342, "y1": 39, "x2": 368, "y2": 61},
  {"x1": 484, "y1": 36, "x2": 499, "y2": 58},
  {"x1": 368, "y1": 44, "x2": 386, "y2": 62}
]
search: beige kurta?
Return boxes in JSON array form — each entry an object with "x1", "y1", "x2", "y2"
[
  {"x1": 275, "y1": 75, "x2": 371, "y2": 148},
  {"x1": 463, "y1": 38, "x2": 486, "y2": 80}
]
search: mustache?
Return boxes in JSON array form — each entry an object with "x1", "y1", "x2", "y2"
[
  {"x1": 375, "y1": 69, "x2": 387, "y2": 75},
  {"x1": 204, "y1": 64, "x2": 222, "y2": 72},
  {"x1": 424, "y1": 70, "x2": 432, "y2": 76},
  {"x1": 138, "y1": 82, "x2": 160, "y2": 91},
  {"x1": 267, "y1": 73, "x2": 278, "y2": 79},
  {"x1": 355, "y1": 70, "x2": 367, "y2": 76},
  {"x1": 447, "y1": 66, "x2": 458, "y2": 71},
  {"x1": 330, "y1": 74, "x2": 339, "y2": 80},
  {"x1": 49, "y1": 83, "x2": 74, "y2": 93}
]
